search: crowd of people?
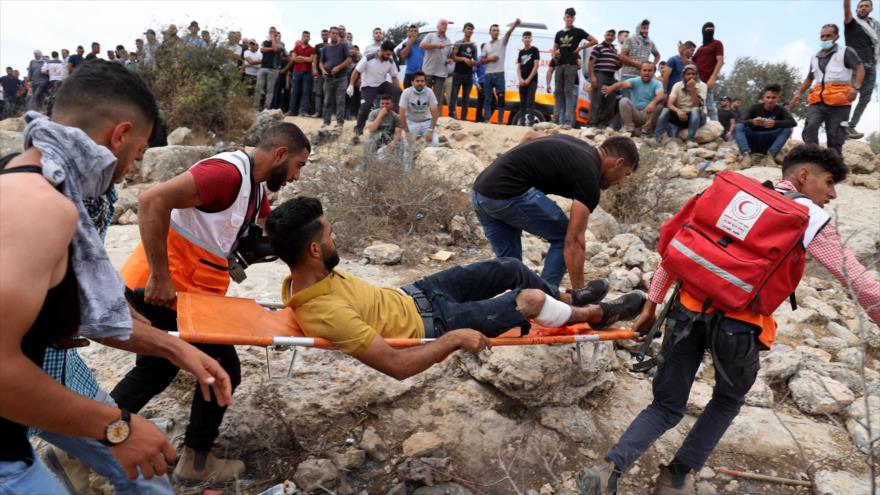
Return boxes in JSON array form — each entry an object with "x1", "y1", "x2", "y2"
[{"x1": 1, "y1": 3, "x2": 879, "y2": 495}]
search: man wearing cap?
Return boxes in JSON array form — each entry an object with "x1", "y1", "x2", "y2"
[
  {"x1": 653, "y1": 64, "x2": 708, "y2": 142},
  {"x1": 183, "y1": 21, "x2": 207, "y2": 49}
]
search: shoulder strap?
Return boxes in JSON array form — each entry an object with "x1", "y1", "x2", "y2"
[{"x1": 0, "y1": 165, "x2": 43, "y2": 176}]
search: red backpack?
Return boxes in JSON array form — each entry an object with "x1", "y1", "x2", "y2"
[{"x1": 658, "y1": 171, "x2": 810, "y2": 315}]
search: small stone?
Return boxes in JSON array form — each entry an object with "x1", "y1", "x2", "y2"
[
  {"x1": 117, "y1": 210, "x2": 139, "y2": 225},
  {"x1": 696, "y1": 481, "x2": 717, "y2": 494},
  {"x1": 697, "y1": 467, "x2": 715, "y2": 479},
  {"x1": 827, "y1": 322, "x2": 861, "y2": 347},
  {"x1": 363, "y1": 243, "x2": 403, "y2": 265},
  {"x1": 360, "y1": 427, "x2": 389, "y2": 461},
  {"x1": 331, "y1": 449, "x2": 366, "y2": 470},
  {"x1": 622, "y1": 244, "x2": 648, "y2": 267},
  {"x1": 789, "y1": 369, "x2": 855, "y2": 415},
  {"x1": 678, "y1": 165, "x2": 700, "y2": 179},
  {"x1": 590, "y1": 252, "x2": 610, "y2": 268},
  {"x1": 744, "y1": 376, "x2": 774, "y2": 408},
  {"x1": 293, "y1": 458, "x2": 339, "y2": 493},
  {"x1": 166, "y1": 126, "x2": 195, "y2": 146},
  {"x1": 446, "y1": 120, "x2": 463, "y2": 131},
  {"x1": 539, "y1": 483, "x2": 555, "y2": 495},
  {"x1": 723, "y1": 480, "x2": 738, "y2": 492},
  {"x1": 451, "y1": 131, "x2": 468, "y2": 141},
  {"x1": 413, "y1": 482, "x2": 473, "y2": 495},
  {"x1": 402, "y1": 432, "x2": 445, "y2": 458},
  {"x1": 817, "y1": 336, "x2": 847, "y2": 356},
  {"x1": 835, "y1": 347, "x2": 863, "y2": 368},
  {"x1": 814, "y1": 469, "x2": 871, "y2": 495},
  {"x1": 796, "y1": 345, "x2": 832, "y2": 362},
  {"x1": 386, "y1": 483, "x2": 407, "y2": 495},
  {"x1": 397, "y1": 457, "x2": 453, "y2": 486}
]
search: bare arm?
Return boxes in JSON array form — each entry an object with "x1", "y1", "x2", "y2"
[
  {"x1": 564, "y1": 200, "x2": 590, "y2": 289},
  {"x1": 502, "y1": 19, "x2": 520, "y2": 45},
  {"x1": 357, "y1": 329, "x2": 488, "y2": 380},
  {"x1": 333, "y1": 56, "x2": 352, "y2": 75},
  {"x1": 526, "y1": 57, "x2": 538, "y2": 83},
  {"x1": 845, "y1": 0, "x2": 854, "y2": 24},
  {"x1": 349, "y1": 69, "x2": 360, "y2": 88},
  {"x1": 366, "y1": 109, "x2": 387, "y2": 134},
  {"x1": 578, "y1": 34, "x2": 599, "y2": 52},
  {"x1": 646, "y1": 87, "x2": 665, "y2": 113},
  {"x1": 620, "y1": 47, "x2": 640, "y2": 69},
  {"x1": 401, "y1": 39, "x2": 414, "y2": 59},
  {"x1": 652, "y1": 46, "x2": 661, "y2": 65},
  {"x1": 519, "y1": 129, "x2": 547, "y2": 144},
  {"x1": 707, "y1": 55, "x2": 723, "y2": 88},
  {"x1": 137, "y1": 172, "x2": 202, "y2": 307}
]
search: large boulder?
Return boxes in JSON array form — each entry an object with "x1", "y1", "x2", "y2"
[
  {"x1": 0, "y1": 130, "x2": 23, "y2": 156},
  {"x1": 245, "y1": 109, "x2": 284, "y2": 146},
  {"x1": 678, "y1": 120, "x2": 723, "y2": 144},
  {"x1": 588, "y1": 206, "x2": 622, "y2": 241},
  {"x1": 414, "y1": 147, "x2": 484, "y2": 189},
  {"x1": 137, "y1": 145, "x2": 214, "y2": 183},
  {"x1": 457, "y1": 342, "x2": 616, "y2": 407},
  {"x1": 842, "y1": 140, "x2": 880, "y2": 174},
  {"x1": 0, "y1": 117, "x2": 25, "y2": 132},
  {"x1": 845, "y1": 395, "x2": 880, "y2": 455},
  {"x1": 789, "y1": 369, "x2": 855, "y2": 415},
  {"x1": 814, "y1": 470, "x2": 871, "y2": 495},
  {"x1": 363, "y1": 243, "x2": 403, "y2": 265}
]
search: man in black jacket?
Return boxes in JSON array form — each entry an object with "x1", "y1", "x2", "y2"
[{"x1": 732, "y1": 84, "x2": 796, "y2": 165}]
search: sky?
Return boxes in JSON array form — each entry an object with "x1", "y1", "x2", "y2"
[{"x1": 1, "y1": 0, "x2": 877, "y2": 136}]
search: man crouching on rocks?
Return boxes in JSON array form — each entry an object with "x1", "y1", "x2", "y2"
[{"x1": 266, "y1": 196, "x2": 647, "y2": 380}]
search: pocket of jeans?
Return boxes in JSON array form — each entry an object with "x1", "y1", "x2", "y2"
[{"x1": 714, "y1": 318, "x2": 759, "y2": 363}]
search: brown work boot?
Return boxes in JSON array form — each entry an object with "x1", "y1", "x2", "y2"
[
  {"x1": 653, "y1": 464, "x2": 695, "y2": 494},
  {"x1": 173, "y1": 446, "x2": 245, "y2": 483},
  {"x1": 44, "y1": 445, "x2": 91, "y2": 493},
  {"x1": 577, "y1": 461, "x2": 621, "y2": 494}
]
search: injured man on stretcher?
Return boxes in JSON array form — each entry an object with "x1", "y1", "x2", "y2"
[{"x1": 266, "y1": 197, "x2": 646, "y2": 380}]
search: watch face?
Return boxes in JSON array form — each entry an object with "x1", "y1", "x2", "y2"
[{"x1": 107, "y1": 420, "x2": 131, "y2": 444}]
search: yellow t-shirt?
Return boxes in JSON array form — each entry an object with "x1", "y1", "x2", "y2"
[{"x1": 282, "y1": 270, "x2": 425, "y2": 356}]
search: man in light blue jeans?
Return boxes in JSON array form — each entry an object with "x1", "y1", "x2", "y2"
[{"x1": 481, "y1": 20, "x2": 519, "y2": 124}]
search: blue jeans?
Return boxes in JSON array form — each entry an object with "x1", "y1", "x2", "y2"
[
  {"x1": 554, "y1": 64, "x2": 579, "y2": 126},
  {"x1": 39, "y1": 389, "x2": 174, "y2": 494},
  {"x1": 472, "y1": 188, "x2": 568, "y2": 287},
  {"x1": 606, "y1": 308, "x2": 760, "y2": 472},
  {"x1": 731, "y1": 123, "x2": 792, "y2": 156},
  {"x1": 413, "y1": 257, "x2": 560, "y2": 336},
  {"x1": 654, "y1": 108, "x2": 706, "y2": 142},
  {"x1": 482, "y1": 72, "x2": 505, "y2": 124},
  {"x1": 706, "y1": 87, "x2": 718, "y2": 121},
  {"x1": 0, "y1": 453, "x2": 67, "y2": 495},
  {"x1": 288, "y1": 71, "x2": 312, "y2": 115}
]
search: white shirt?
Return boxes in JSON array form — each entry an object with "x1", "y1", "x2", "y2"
[
  {"x1": 42, "y1": 60, "x2": 66, "y2": 81},
  {"x1": 484, "y1": 38, "x2": 506, "y2": 74},
  {"x1": 244, "y1": 49, "x2": 262, "y2": 76},
  {"x1": 355, "y1": 56, "x2": 398, "y2": 88}
]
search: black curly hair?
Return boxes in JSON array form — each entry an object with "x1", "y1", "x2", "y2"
[{"x1": 782, "y1": 144, "x2": 848, "y2": 183}]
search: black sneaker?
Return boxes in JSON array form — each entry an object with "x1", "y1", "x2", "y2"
[
  {"x1": 351, "y1": 135, "x2": 361, "y2": 145},
  {"x1": 571, "y1": 278, "x2": 610, "y2": 306},
  {"x1": 577, "y1": 462, "x2": 621, "y2": 495},
  {"x1": 593, "y1": 291, "x2": 647, "y2": 330}
]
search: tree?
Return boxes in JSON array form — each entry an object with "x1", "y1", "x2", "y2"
[
  {"x1": 715, "y1": 57, "x2": 807, "y2": 119},
  {"x1": 383, "y1": 21, "x2": 427, "y2": 48},
  {"x1": 867, "y1": 131, "x2": 880, "y2": 154}
]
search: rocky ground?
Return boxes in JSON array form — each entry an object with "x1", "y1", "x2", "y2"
[{"x1": 3, "y1": 112, "x2": 880, "y2": 494}]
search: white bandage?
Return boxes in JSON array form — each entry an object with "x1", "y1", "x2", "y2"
[{"x1": 534, "y1": 294, "x2": 572, "y2": 327}]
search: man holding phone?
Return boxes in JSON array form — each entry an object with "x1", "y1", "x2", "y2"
[{"x1": 731, "y1": 83, "x2": 797, "y2": 165}]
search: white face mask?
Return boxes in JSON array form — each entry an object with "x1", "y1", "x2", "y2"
[{"x1": 413, "y1": 86, "x2": 425, "y2": 94}]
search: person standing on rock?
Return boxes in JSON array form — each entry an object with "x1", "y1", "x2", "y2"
[
  {"x1": 585, "y1": 144, "x2": 880, "y2": 495},
  {"x1": 692, "y1": 22, "x2": 724, "y2": 121},
  {"x1": 114, "y1": 123, "x2": 310, "y2": 483},
  {"x1": 399, "y1": 24, "x2": 425, "y2": 88},
  {"x1": 420, "y1": 19, "x2": 454, "y2": 107},
  {"x1": 554, "y1": 8, "x2": 596, "y2": 128},
  {"x1": 0, "y1": 61, "x2": 233, "y2": 494},
  {"x1": 789, "y1": 23, "x2": 864, "y2": 156},
  {"x1": 843, "y1": 0, "x2": 879, "y2": 140},
  {"x1": 472, "y1": 134, "x2": 640, "y2": 289},
  {"x1": 588, "y1": 29, "x2": 622, "y2": 129},
  {"x1": 267, "y1": 196, "x2": 646, "y2": 380}
]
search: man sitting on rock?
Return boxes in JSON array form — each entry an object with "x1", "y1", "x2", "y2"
[
  {"x1": 653, "y1": 64, "x2": 708, "y2": 143},
  {"x1": 364, "y1": 93, "x2": 405, "y2": 166},
  {"x1": 266, "y1": 196, "x2": 647, "y2": 380},
  {"x1": 585, "y1": 144, "x2": 880, "y2": 495},
  {"x1": 600, "y1": 61, "x2": 664, "y2": 137},
  {"x1": 732, "y1": 83, "x2": 796, "y2": 166}
]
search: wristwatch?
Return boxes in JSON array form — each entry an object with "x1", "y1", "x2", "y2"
[{"x1": 101, "y1": 409, "x2": 132, "y2": 446}]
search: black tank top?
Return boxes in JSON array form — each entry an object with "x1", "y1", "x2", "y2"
[{"x1": 0, "y1": 156, "x2": 82, "y2": 461}]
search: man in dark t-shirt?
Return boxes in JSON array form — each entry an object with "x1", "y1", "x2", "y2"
[
  {"x1": 844, "y1": 0, "x2": 879, "y2": 138},
  {"x1": 450, "y1": 22, "x2": 478, "y2": 120},
  {"x1": 472, "y1": 134, "x2": 639, "y2": 289},
  {"x1": 553, "y1": 7, "x2": 597, "y2": 127},
  {"x1": 732, "y1": 84, "x2": 796, "y2": 163}
]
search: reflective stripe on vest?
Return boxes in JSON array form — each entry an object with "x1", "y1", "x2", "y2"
[{"x1": 169, "y1": 151, "x2": 260, "y2": 257}]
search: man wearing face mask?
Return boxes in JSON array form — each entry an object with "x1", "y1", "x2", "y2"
[
  {"x1": 692, "y1": 22, "x2": 724, "y2": 121},
  {"x1": 844, "y1": 0, "x2": 879, "y2": 139},
  {"x1": 789, "y1": 23, "x2": 864, "y2": 155},
  {"x1": 114, "y1": 123, "x2": 311, "y2": 482}
]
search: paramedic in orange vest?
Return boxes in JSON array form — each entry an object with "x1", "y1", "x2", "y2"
[
  {"x1": 789, "y1": 23, "x2": 864, "y2": 155},
  {"x1": 586, "y1": 145, "x2": 880, "y2": 495},
  {"x1": 114, "y1": 123, "x2": 311, "y2": 482}
]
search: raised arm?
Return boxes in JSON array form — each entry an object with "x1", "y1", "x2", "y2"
[
  {"x1": 844, "y1": 0, "x2": 854, "y2": 24},
  {"x1": 503, "y1": 18, "x2": 521, "y2": 45}
]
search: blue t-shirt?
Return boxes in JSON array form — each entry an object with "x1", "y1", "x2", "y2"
[
  {"x1": 626, "y1": 77, "x2": 662, "y2": 110},
  {"x1": 665, "y1": 55, "x2": 684, "y2": 94},
  {"x1": 401, "y1": 39, "x2": 424, "y2": 75}
]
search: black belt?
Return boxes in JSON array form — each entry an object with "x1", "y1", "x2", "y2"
[{"x1": 400, "y1": 284, "x2": 439, "y2": 339}]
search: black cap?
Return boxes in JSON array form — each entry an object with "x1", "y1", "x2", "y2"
[
  {"x1": 189, "y1": 21, "x2": 199, "y2": 29},
  {"x1": 144, "y1": 29, "x2": 156, "y2": 36}
]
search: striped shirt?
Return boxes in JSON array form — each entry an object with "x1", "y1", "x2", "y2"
[{"x1": 589, "y1": 42, "x2": 621, "y2": 73}]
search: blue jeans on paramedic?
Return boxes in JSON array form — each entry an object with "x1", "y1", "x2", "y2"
[
  {"x1": 0, "y1": 453, "x2": 67, "y2": 495},
  {"x1": 654, "y1": 107, "x2": 706, "y2": 142},
  {"x1": 472, "y1": 188, "x2": 569, "y2": 288},
  {"x1": 413, "y1": 257, "x2": 560, "y2": 337},
  {"x1": 38, "y1": 389, "x2": 174, "y2": 494},
  {"x1": 731, "y1": 123, "x2": 791, "y2": 156},
  {"x1": 606, "y1": 308, "x2": 760, "y2": 473},
  {"x1": 482, "y1": 72, "x2": 505, "y2": 124},
  {"x1": 288, "y1": 71, "x2": 312, "y2": 115}
]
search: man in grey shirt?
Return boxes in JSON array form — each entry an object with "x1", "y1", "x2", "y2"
[
  {"x1": 481, "y1": 18, "x2": 520, "y2": 124},
  {"x1": 420, "y1": 19, "x2": 454, "y2": 106},
  {"x1": 399, "y1": 71, "x2": 440, "y2": 147},
  {"x1": 27, "y1": 50, "x2": 49, "y2": 111}
]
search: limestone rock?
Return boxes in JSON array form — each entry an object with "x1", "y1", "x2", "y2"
[
  {"x1": 403, "y1": 432, "x2": 445, "y2": 458},
  {"x1": 0, "y1": 117, "x2": 25, "y2": 132},
  {"x1": 817, "y1": 336, "x2": 847, "y2": 356},
  {"x1": 828, "y1": 321, "x2": 861, "y2": 347},
  {"x1": 789, "y1": 369, "x2": 855, "y2": 415},
  {"x1": 363, "y1": 243, "x2": 403, "y2": 265},
  {"x1": 360, "y1": 427, "x2": 389, "y2": 461},
  {"x1": 414, "y1": 147, "x2": 483, "y2": 189},
  {"x1": 744, "y1": 376, "x2": 774, "y2": 408},
  {"x1": 246, "y1": 109, "x2": 284, "y2": 146},
  {"x1": 842, "y1": 139, "x2": 880, "y2": 174},
  {"x1": 801, "y1": 359, "x2": 864, "y2": 392},
  {"x1": 537, "y1": 406, "x2": 602, "y2": 443},
  {"x1": 533, "y1": 122, "x2": 558, "y2": 132},
  {"x1": 293, "y1": 458, "x2": 339, "y2": 493},
  {"x1": 449, "y1": 215, "x2": 469, "y2": 242},
  {"x1": 588, "y1": 206, "x2": 621, "y2": 241},
  {"x1": 451, "y1": 131, "x2": 467, "y2": 141},
  {"x1": 458, "y1": 342, "x2": 616, "y2": 407},
  {"x1": 386, "y1": 483, "x2": 408, "y2": 495},
  {"x1": 331, "y1": 449, "x2": 366, "y2": 470},
  {"x1": 116, "y1": 210, "x2": 138, "y2": 225},
  {"x1": 166, "y1": 126, "x2": 195, "y2": 146},
  {"x1": 835, "y1": 347, "x2": 863, "y2": 368},
  {"x1": 0, "y1": 130, "x2": 23, "y2": 156},
  {"x1": 622, "y1": 243, "x2": 649, "y2": 267},
  {"x1": 845, "y1": 395, "x2": 880, "y2": 455},
  {"x1": 678, "y1": 121, "x2": 723, "y2": 144},
  {"x1": 609, "y1": 267, "x2": 640, "y2": 292},
  {"x1": 138, "y1": 145, "x2": 213, "y2": 183},
  {"x1": 445, "y1": 120, "x2": 463, "y2": 131},
  {"x1": 397, "y1": 457, "x2": 453, "y2": 486},
  {"x1": 677, "y1": 165, "x2": 700, "y2": 179},
  {"x1": 413, "y1": 483, "x2": 473, "y2": 495},
  {"x1": 814, "y1": 469, "x2": 871, "y2": 495},
  {"x1": 609, "y1": 233, "x2": 644, "y2": 254},
  {"x1": 310, "y1": 125, "x2": 342, "y2": 146}
]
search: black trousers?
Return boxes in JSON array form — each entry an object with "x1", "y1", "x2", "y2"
[
  {"x1": 110, "y1": 289, "x2": 242, "y2": 452},
  {"x1": 589, "y1": 71, "x2": 617, "y2": 128}
]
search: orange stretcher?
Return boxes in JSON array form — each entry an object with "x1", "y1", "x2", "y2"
[{"x1": 174, "y1": 292, "x2": 637, "y2": 378}]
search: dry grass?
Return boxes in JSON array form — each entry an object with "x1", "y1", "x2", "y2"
[{"x1": 599, "y1": 144, "x2": 671, "y2": 226}]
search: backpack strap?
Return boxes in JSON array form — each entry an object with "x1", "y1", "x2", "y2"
[{"x1": 763, "y1": 181, "x2": 805, "y2": 311}]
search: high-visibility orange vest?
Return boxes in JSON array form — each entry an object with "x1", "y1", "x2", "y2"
[{"x1": 807, "y1": 46, "x2": 854, "y2": 107}]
